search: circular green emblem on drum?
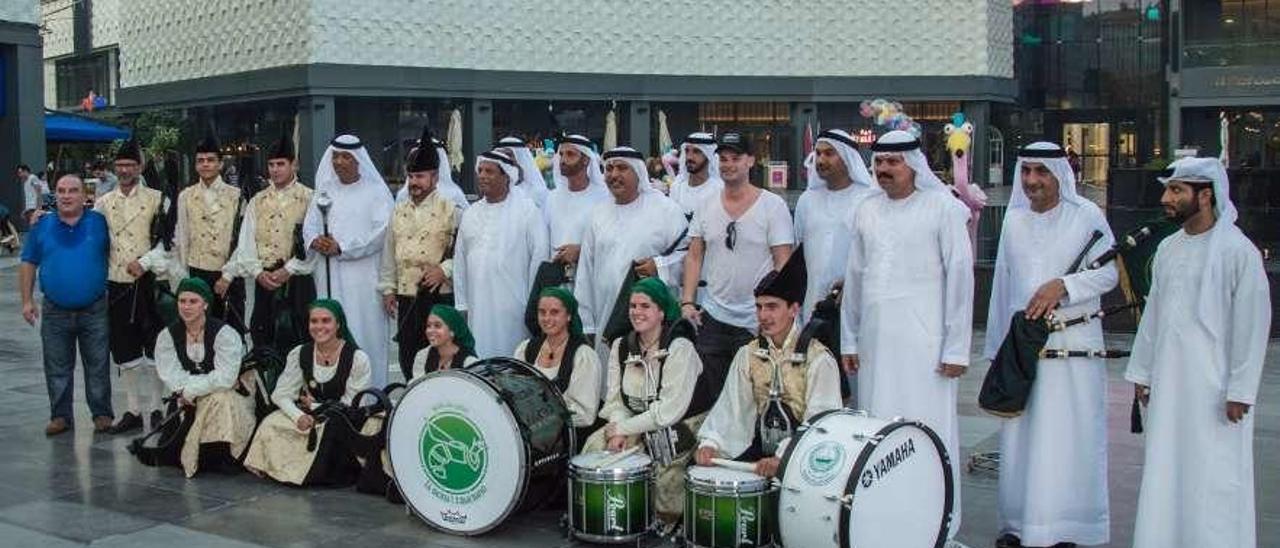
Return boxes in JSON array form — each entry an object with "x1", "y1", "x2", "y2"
[
  {"x1": 800, "y1": 440, "x2": 846, "y2": 486},
  {"x1": 419, "y1": 411, "x2": 487, "y2": 495}
]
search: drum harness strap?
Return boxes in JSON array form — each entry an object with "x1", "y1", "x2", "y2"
[
  {"x1": 619, "y1": 319, "x2": 709, "y2": 465},
  {"x1": 751, "y1": 328, "x2": 813, "y2": 455}
]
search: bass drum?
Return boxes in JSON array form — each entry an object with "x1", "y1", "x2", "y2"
[
  {"x1": 777, "y1": 409, "x2": 954, "y2": 548},
  {"x1": 387, "y1": 357, "x2": 573, "y2": 535}
]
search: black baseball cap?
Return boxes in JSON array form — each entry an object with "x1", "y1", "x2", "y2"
[{"x1": 717, "y1": 132, "x2": 752, "y2": 154}]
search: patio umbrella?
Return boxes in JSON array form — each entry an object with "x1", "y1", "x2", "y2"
[
  {"x1": 447, "y1": 109, "x2": 464, "y2": 169},
  {"x1": 604, "y1": 109, "x2": 618, "y2": 151},
  {"x1": 657, "y1": 110, "x2": 673, "y2": 154}
]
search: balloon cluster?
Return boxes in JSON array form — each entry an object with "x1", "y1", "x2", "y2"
[{"x1": 859, "y1": 98, "x2": 921, "y2": 137}]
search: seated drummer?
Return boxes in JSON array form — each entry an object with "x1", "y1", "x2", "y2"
[
  {"x1": 409, "y1": 304, "x2": 477, "y2": 379},
  {"x1": 243, "y1": 299, "x2": 372, "y2": 486},
  {"x1": 514, "y1": 287, "x2": 601, "y2": 449},
  {"x1": 694, "y1": 248, "x2": 842, "y2": 477},
  {"x1": 153, "y1": 277, "x2": 257, "y2": 477},
  {"x1": 583, "y1": 277, "x2": 714, "y2": 531}
]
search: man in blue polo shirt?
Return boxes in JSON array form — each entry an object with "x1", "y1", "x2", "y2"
[{"x1": 20, "y1": 173, "x2": 114, "y2": 436}]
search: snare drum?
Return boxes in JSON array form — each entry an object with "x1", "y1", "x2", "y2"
[
  {"x1": 684, "y1": 465, "x2": 777, "y2": 548},
  {"x1": 387, "y1": 358, "x2": 572, "y2": 535},
  {"x1": 777, "y1": 409, "x2": 954, "y2": 548},
  {"x1": 568, "y1": 450, "x2": 653, "y2": 543}
]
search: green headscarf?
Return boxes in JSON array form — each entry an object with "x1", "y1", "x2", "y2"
[
  {"x1": 309, "y1": 299, "x2": 359, "y2": 348},
  {"x1": 630, "y1": 277, "x2": 679, "y2": 322},
  {"x1": 538, "y1": 286, "x2": 584, "y2": 339},
  {"x1": 176, "y1": 277, "x2": 213, "y2": 305},
  {"x1": 429, "y1": 305, "x2": 475, "y2": 354}
]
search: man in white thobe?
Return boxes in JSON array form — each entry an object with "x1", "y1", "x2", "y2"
[
  {"x1": 302, "y1": 135, "x2": 394, "y2": 387},
  {"x1": 1125, "y1": 157, "x2": 1270, "y2": 548},
  {"x1": 840, "y1": 130, "x2": 973, "y2": 538},
  {"x1": 545, "y1": 134, "x2": 611, "y2": 276},
  {"x1": 984, "y1": 142, "x2": 1117, "y2": 548},
  {"x1": 453, "y1": 148, "x2": 549, "y2": 358},
  {"x1": 575, "y1": 146, "x2": 687, "y2": 365},
  {"x1": 666, "y1": 132, "x2": 723, "y2": 219},
  {"x1": 793, "y1": 129, "x2": 877, "y2": 323},
  {"x1": 497, "y1": 136, "x2": 550, "y2": 209}
]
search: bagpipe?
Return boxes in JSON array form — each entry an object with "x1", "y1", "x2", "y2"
[
  {"x1": 599, "y1": 227, "x2": 690, "y2": 344},
  {"x1": 979, "y1": 222, "x2": 1168, "y2": 422},
  {"x1": 127, "y1": 392, "x2": 196, "y2": 468},
  {"x1": 301, "y1": 384, "x2": 401, "y2": 497}
]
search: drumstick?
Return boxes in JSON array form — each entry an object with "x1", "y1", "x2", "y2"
[
  {"x1": 597, "y1": 445, "x2": 642, "y2": 468},
  {"x1": 710, "y1": 458, "x2": 758, "y2": 473}
]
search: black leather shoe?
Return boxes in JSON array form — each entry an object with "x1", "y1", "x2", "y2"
[
  {"x1": 108, "y1": 412, "x2": 143, "y2": 434},
  {"x1": 149, "y1": 409, "x2": 164, "y2": 430},
  {"x1": 996, "y1": 533, "x2": 1022, "y2": 548}
]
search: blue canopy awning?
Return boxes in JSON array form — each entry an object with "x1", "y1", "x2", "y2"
[{"x1": 45, "y1": 110, "x2": 131, "y2": 143}]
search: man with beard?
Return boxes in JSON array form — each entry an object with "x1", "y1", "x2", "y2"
[
  {"x1": 681, "y1": 131, "x2": 794, "y2": 400},
  {"x1": 544, "y1": 134, "x2": 610, "y2": 275},
  {"x1": 1125, "y1": 157, "x2": 1269, "y2": 548},
  {"x1": 379, "y1": 125, "x2": 461, "y2": 379},
  {"x1": 97, "y1": 137, "x2": 170, "y2": 433},
  {"x1": 793, "y1": 129, "x2": 876, "y2": 323},
  {"x1": 220, "y1": 129, "x2": 316, "y2": 356},
  {"x1": 667, "y1": 132, "x2": 723, "y2": 219}
]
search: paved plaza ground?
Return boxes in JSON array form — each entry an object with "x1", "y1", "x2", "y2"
[{"x1": 0, "y1": 256, "x2": 1275, "y2": 547}]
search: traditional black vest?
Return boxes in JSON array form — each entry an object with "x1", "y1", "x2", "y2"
[
  {"x1": 522, "y1": 333, "x2": 589, "y2": 394},
  {"x1": 297, "y1": 342, "x2": 357, "y2": 403},
  {"x1": 167, "y1": 318, "x2": 226, "y2": 375}
]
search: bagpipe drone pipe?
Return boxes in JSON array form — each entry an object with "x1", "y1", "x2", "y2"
[{"x1": 979, "y1": 221, "x2": 1171, "y2": 425}]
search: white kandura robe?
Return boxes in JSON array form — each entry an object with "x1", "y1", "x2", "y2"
[
  {"x1": 793, "y1": 183, "x2": 875, "y2": 322},
  {"x1": 983, "y1": 201, "x2": 1117, "y2": 546},
  {"x1": 302, "y1": 178, "x2": 394, "y2": 387},
  {"x1": 545, "y1": 183, "x2": 611, "y2": 251},
  {"x1": 1124, "y1": 225, "x2": 1270, "y2": 548},
  {"x1": 696, "y1": 326, "x2": 842, "y2": 459},
  {"x1": 667, "y1": 176, "x2": 723, "y2": 219},
  {"x1": 840, "y1": 188, "x2": 974, "y2": 537},
  {"x1": 574, "y1": 192, "x2": 687, "y2": 378},
  {"x1": 453, "y1": 194, "x2": 549, "y2": 359}
]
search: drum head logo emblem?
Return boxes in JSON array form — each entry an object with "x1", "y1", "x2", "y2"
[
  {"x1": 420, "y1": 411, "x2": 488, "y2": 496},
  {"x1": 800, "y1": 441, "x2": 845, "y2": 486}
]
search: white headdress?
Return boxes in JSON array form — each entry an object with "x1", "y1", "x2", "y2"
[
  {"x1": 870, "y1": 130, "x2": 945, "y2": 193},
  {"x1": 551, "y1": 134, "x2": 606, "y2": 192},
  {"x1": 315, "y1": 134, "x2": 387, "y2": 195},
  {"x1": 1009, "y1": 141, "x2": 1086, "y2": 210},
  {"x1": 497, "y1": 136, "x2": 550, "y2": 205},
  {"x1": 674, "y1": 132, "x2": 721, "y2": 186},
  {"x1": 804, "y1": 129, "x2": 875, "y2": 191},
  {"x1": 601, "y1": 146, "x2": 657, "y2": 195}
]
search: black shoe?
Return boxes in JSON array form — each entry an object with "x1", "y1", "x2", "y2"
[
  {"x1": 108, "y1": 412, "x2": 143, "y2": 434},
  {"x1": 996, "y1": 533, "x2": 1022, "y2": 548},
  {"x1": 149, "y1": 409, "x2": 164, "y2": 430}
]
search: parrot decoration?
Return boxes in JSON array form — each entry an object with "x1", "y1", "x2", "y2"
[{"x1": 944, "y1": 112, "x2": 987, "y2": 255}]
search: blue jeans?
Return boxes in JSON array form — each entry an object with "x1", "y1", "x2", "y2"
[{"x1": 42, "y1": 296, "x2": 113, "y2": 422}]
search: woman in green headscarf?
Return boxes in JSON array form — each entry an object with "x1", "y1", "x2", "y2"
[
  {"x1": 243, "y1": 298, "x2": 372, "y2": 486},
  {"x1": 582, "y1": 277, "x2": 712, "y2": 531},
  {"x1": 410, "y1": 305, "x2": 478, "y2": 379},
  {"x1": 147, "y1": 277, "x2": 256, "y2": 478},
  {"x1": 514, "y1": 287, "x2": 601, "y2": 447}
]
